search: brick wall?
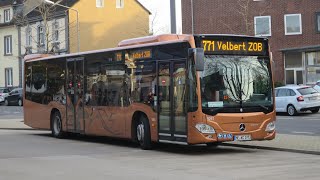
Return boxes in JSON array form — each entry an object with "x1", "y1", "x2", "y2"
[{"x1": 182, "y1": 0, "x2": 320, "y2": 83}]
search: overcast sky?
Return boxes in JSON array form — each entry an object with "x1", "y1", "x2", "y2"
[{"x1": 138, "y1": 0, "x2": 182, "y2": 35}]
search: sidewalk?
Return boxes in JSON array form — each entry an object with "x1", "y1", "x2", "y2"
[
  {"x1": 225, "y1": 134, "x2": 320, "y2": 155},
  {"x1": 1, "y1": 118, "x2": 320, "y2": 154},
  {"x1": 0, "y1": 119, "x2": 31, "y2": 130}
]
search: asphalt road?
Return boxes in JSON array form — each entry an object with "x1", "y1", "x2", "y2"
[
  {"x1": 276, "y1": 112, "x2": 320, "y2": 136},
  {"x1": 0, "y1": 105, "x2": 23, "y2": 120},
  {"x1": 0, "y1": 129, "x2": 319, "y2": 180}
]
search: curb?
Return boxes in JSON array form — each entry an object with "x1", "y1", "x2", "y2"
[
  {"x1": 0, "y1": 128, "x2": 34, "y2": 131},
  {"x1": 222, "y1": 143, "x2": 320, "y2": 155}
]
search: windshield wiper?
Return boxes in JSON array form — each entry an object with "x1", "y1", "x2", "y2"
[{"x1": 257, "y1": 104, "x2": 269, "y2": 111}]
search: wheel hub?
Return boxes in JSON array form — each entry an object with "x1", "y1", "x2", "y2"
[
  {"x1": 54, "y1": 116, "x2": 61, "y2": 135},
  {"x1": 137, "y1": 123, "x2": 144, "y2": 141}
]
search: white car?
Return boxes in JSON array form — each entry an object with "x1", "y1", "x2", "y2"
[
  {"x1": 314, "y1": 80, "x2": 320, "y2": 92},
  {"x1": 275, "y1": 85, "x2": 320, "y2": 116}
]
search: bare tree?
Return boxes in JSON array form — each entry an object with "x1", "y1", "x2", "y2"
[
  {"x1": 220, "y1": 0, "x2": 272, "y2": 35},
  {"x1": 14, "y1": 0, "x2": 68, "y2": 55},
  {"x1": 133, "y1": 7, "x2": 168, "y2": 36}
]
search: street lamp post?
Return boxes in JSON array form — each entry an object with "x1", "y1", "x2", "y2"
[{"x1": 44, "y1": 0, "x2": 80, "y2": 52}]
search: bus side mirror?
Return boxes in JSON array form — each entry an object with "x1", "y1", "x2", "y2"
[{"x1": 193, "y1": 48, "x2": 204, "y2": 71}]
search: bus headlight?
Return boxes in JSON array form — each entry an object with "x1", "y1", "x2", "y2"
[
  {"x1": 265, "y1": 121, "x2": 275, "y2": 132},
  {"x1": 195, "y1": 123, "x2": 215, "y2": 134}
]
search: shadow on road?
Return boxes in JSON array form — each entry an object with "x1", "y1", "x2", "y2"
[{"x1": 29, "y1": 132, "x2": 253, "y2": 155}]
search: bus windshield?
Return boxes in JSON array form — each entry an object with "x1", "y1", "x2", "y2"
[{"x1": 200, "y1": 55, "x2": 273, "y2": 115}]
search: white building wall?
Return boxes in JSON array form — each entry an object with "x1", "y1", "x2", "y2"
[
  {"x1": 0, "y1": 4, "x2": 20, "y2": 88},
  {"x1": 20, "y1": 17, "x2": 67, "y2": 55},
  {"x1": 0, "y1": 6, "x2": 13, "y2": 24}
]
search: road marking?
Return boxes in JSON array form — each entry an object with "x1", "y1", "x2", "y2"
[
  {"x1": 291, "y1": 131, "x2": 315, "y2": 135},
  {"x1": 277, "y1": 118, "x2": 320, "y2": 121}
]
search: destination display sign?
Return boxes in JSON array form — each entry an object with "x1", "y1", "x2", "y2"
[
  {"x1": 130, "y1": 49, "x2": 152, "y2": 60},
  {"x1": 201, "y1": 39, "x2": 267, "y2": 56}
]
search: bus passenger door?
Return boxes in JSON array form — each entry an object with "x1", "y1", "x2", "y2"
[
  {"x1": 158, "y1": 60, "x2": 187, "y2": 143},
  {"x1": 66, "y1": 57, "x2": 85, "y2": 133}
]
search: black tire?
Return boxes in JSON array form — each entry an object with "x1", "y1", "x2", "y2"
[
  {"x1": 287, "y1": 105, "x2": 297, "y2": 116},
  {"x1": 206, "y1": 142, "x2": 221, "y2": 148},
  {"x1": 311, "y1": 108, "x2": 319, "y2": 114},
  {"x1": 136, "y1": 115, "x2": 152, "y2": 150},
  {"x1": 51, "y1": 111, "x2": 64, "y2": 138},
  {"x1": 4, "y1": 99, "x2": 9, "y2": 106},
  {"x1": 18, "y1": 99, "x2": 23, "y2": 106}
]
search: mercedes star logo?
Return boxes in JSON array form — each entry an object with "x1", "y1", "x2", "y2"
[{"x1": 239, "y1": 123, "x2": 246, "y2": 132}]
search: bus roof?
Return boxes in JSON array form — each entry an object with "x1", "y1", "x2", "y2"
[
  {"x1": 118, "y1": 34, "x2": 194, "y2": 47},
  {"x1": 24, "y1": 54, "x2": 53, "y2": 61}
]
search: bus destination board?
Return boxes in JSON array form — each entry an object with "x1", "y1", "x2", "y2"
[
  {"x1": 201, "y1": 39, "x2": 267, "y2": 56},
  {"x1": 130, "y1": 49, "x2": 152, "y2": 60}
]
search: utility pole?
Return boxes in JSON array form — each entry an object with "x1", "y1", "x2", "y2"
[
  {"x1": 191, "y1": 0, "x2": 194, "y2": 34},
  {"x1": 170, "y1": 0, "x2": 176, "y2": 34}
]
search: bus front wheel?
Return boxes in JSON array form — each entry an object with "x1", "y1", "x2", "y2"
[
  {"x1": 51, "y1": 111, "x2": 64, "y2": 138},
  {"x1": 136, "y1": 116, "x2": 152, "y2": 150},
  {"x1": 206, "y1": 142, "x2": 221, "y2": 148}
]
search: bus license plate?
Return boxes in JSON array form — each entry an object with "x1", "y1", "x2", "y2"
[{"x1": 234, "y1": 135, "x2": 251, "y2": 141}]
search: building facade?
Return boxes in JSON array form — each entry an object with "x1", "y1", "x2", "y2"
[
  {"x1": 69, "y1": 0, "x2": 151, "y2": 53},
  {"x1": 19, "y1": 6, "x2": 69, "y2": 56},
  {"x1": 182, "y1": 0, "x2": 320, "y2": 85},
  {"x1": 0, "y1": 0, "x2": 21, "y2": 88},
  {"x1": 15, "y1": 0, "x2": 71, "y2": 89}
]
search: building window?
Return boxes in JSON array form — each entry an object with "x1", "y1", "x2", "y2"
[
  {"x1": 26, "y1": 26, "x2": 32, "y2": 47},
  {"x1": 4, "y1": 9, "x2": 11, "y2": 23},
  {"x1": 5, "y1": 68, "x2": 13, "y2": 87},
  {"x1": 96, "y1": 0, "x2": 104, "y2": 8},
  {"x1": 116, "y1": 0, "x2": 124, "y2": 8},
  {"x1": 38, "y1": 25, "x2": 45, "y2": 46},
  {"x1": 316, "y1": 12, "x2": 320, "y2": 33},
  {"x1": 254, "y1": 16, "x2": 271, "y2": 36},
  {"x1": 306, "y1": 52, "x2": 320, "y2": 84},
  {"x1": 284, "y1": 14, "x2": 302, "y2": 35},
  {"x1": 52, "y1": 21, "x2": 59, "y2": 42},
  {"x1": 4, "y1": 36, "x2": 12, "y2": 55}
]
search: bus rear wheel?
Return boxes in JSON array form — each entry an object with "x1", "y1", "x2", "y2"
[
  {"x1": 51, "y1": 111, "x2": 64, "y2": 138},
  {"x1": 136, "y1": 115, "x2": 152, "y2": 150}
]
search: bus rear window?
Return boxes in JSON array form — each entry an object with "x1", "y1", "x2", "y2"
[{"x1": 297, "y1": 87, "x2": 318, "y2": 95}]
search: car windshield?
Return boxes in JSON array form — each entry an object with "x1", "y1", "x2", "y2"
[
  {"x1": 200, "y1": 55, "x2": 273, "y2": 115},
  {"x1": 298, "y1": 87, "x2": 318, "y2": 95}
]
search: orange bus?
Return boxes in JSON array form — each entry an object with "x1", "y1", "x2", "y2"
[{"x1": 24, "y1": 34, "x2": 276, "y2": 149}]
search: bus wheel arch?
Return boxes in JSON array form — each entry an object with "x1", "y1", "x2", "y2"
[
  {"x1": 131, "y1": 111, "x2": 152, "y2": 150},
  {"x1": 50, "y1": 109, "x2": 64, "y2": 138}
]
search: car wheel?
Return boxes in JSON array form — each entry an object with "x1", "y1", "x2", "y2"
[
  {"x1": 4, "y1": 99, "x2": 9, "y2": 106},
  {"x1": 311, "y1": 108, "x2": 319, "y2": 114},
  {"x1": 287, "y1": 105, "x2": 297, "y2": 116},
  {"x1": 51, "y1": 111, "x2": 64, "y2": 138},
  {"x1": 136, "y1": 115, "x2": 152, "y2": 150},
  {"x1": 18, "y1": 99, "x2": 23, "y2": 106}
]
